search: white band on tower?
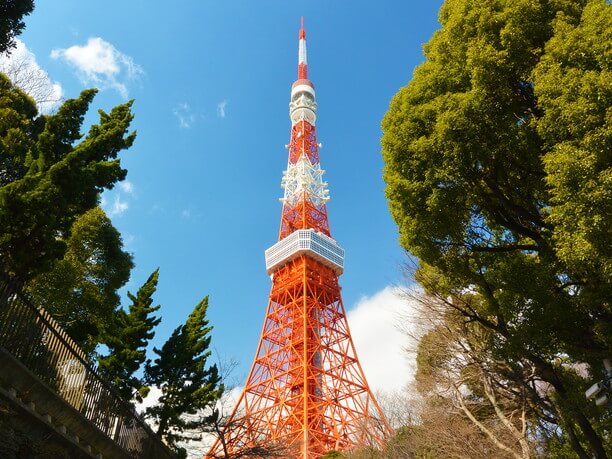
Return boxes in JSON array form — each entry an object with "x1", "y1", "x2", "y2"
[{"x1": 299, "y1": 38, "x2": 307, "y2": 65}]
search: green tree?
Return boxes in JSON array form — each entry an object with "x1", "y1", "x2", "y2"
[
  {"x1": 0, "y1": 0, "x2": 34, "y2": 54},
  {"x1": 26, "y1": 207, "x2": 133, "y2": 353},
  {"x1": 534, "y1": 1, "x2": 611, "y2": 349},
  {"x1": 98, "y1": 269, "x2": 162, "y2": 402},
  {"x1": 145, "y1": 296, "x2": 223, "y2": 452},
  {"x1": 382, "y1": 0, "x2": 610, "y2": 457},
  {"x1": 0, "y1": 74, "x2": 135, "y2": 282},
  {"x1": 322, "y1": 451, "x2": 345, "y2": 458}
]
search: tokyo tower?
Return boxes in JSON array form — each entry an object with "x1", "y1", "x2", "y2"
[{"x1": 206, "y1": 19, "x2": 390, "y2": 459}]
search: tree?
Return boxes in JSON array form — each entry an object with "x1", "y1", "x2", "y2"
[
  {"x1": 194, "y1": 391, "x2": 290, "y2": 457},
  {"x1": 145, "y1": 296, "x2": 223, "y2": 453},
  {"x1": 197, "y1": 408, "x2": 290, "y2": 458},
  {"x1": 534, "y1": 0, "x2": 611, "y2": 345},
  {"x1": 414, "y1": 298, "x2": 536, "y2": 459},
  {"x1": 337, "y1": 390, "x2": 523, "y2": 459},
  {"x1": 0, "y1": 42, "x2": 63, "y2": 111},
  {"x1": 169, "y1": 357, "x2": 290, "y2": 458},
  {"x1": 98, "y1": 269, "x2": 161, "y2": 402},
  {"x1": 0, "y1": 74, "x2": 135, "y2": 283},
  {"x1": 322, "y1": 451, "x2": 344, "y2": 459},
  {"x1": 25, "y1": 207, "x2": 133, "y2": 353},
  {"x1": 382, "y1": 0, "x2": 611, "y2": 457},
  {"x1": 381, "y1": 397, "x2": 519, "y2": 459},
  {"x1": 0, "y1": 0, "x2": 34, "y2": 54}
]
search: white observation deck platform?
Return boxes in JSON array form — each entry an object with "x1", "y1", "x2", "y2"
[{"x1": 265, "y1": 229, "x2": 344, "y2": 275}]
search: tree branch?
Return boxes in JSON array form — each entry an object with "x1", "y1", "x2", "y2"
[{"x1": 453, "y1": 386, "x2": 522, "y2": 459}]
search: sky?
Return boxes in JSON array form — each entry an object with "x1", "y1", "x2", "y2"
[{"x1": 6, "y1": 0, "x2": 445, "y2": 395}]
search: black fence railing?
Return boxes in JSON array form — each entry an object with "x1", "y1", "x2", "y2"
[{"x1": 0, "y1": 278, "x2": 175, "y2": 459}]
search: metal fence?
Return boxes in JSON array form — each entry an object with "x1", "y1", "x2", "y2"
[{"x1": 0, "y1": 278, "x2": 175, "y2": 459}]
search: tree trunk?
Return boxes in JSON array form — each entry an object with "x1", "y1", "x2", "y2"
[{"x1": 530, "y1": 354, "x2": 607, "y2": 458}]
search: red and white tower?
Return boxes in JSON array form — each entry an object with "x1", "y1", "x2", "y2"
[{"x1": 207, "y1": 19, "x2": 390, "y2": 459}]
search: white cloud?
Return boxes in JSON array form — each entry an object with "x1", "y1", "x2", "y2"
[
  {"x1": 135, "y1": 384, "x2": 243, "y2": 458},
  {"x1": 180, "y1": 208, "x2": 203, "y2": 219},
  {"x1": 173, "y1": 102, "x2": 196, "y2": 128},
  {"x1": 221, "y1": 386, "x2": 243, "y2": 410},
  {"x1": 185, "y1": 386, "x2": 243, "y2": 457},
  {"x1": 123, "y1": 233, "x2": 135, "y2": 246},
  {"x1": 51, "y1": 37, "x2": 143, "y2": 98},
  {"x1": 107, "y1": 194, "x2": 128, "y2": 216},
  {"x1": 0, "y1": 39, "x2": 63, "y2": 113},
  {"x1": 119, "y1": 180, "x2": 134, "y2": 194},
  {"x1": 347, "y1": 286, "x2": 422, "y2": 393},
  {"x1": 150, "y1": 203, "x2": 165, "y2": 214},
  {"x1": 216, "y1": 100, "x2": 227, "y2": 118},
  {"x1": 136, "y1": 385, "x2": 162, "y2": 414},
  {"x1": 101, "y1": 180, "x2": 135, "y2": 217}
]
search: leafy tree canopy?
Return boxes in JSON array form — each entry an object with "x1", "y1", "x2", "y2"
[
  {"x1": 382, "y1": 0, "x2": 610, "y2": 457},
  {"x1": 145, "y1": 296, "x2": 223, "y2": 450},
  {"x1": 0, "y1": 0, "x2": 34, "y2": 54},
  {"x1": 26, "y1": 207, "x2": 133, "y2": 352},
  {"x1": 98, "y1": 269, "x2": 161, "y2": 402},
  {"x1": 0, "y1": 74, "x2": 135, "y2": 282}
]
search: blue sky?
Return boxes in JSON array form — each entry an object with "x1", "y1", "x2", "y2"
[{"x1": 12, "y1": 0, "x2": 444, "y2": 391}]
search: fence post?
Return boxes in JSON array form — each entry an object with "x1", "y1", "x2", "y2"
[{"x1": 0, "y1": 276, "x2": 13, "y2": 310}]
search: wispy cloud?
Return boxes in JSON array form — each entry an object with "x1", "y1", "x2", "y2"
[
  {"x1": 109, "y1": 194, "x2": 128, "y2": 216},
  {"x1": 123, "y1": 233, "x2": 136, "y2": 246},
  {"x1": 149, "y1": 203, "x2": 165, "y2": 214},
  {"x1": 101, "y1": 181, "x2": 134, "y2": 217},
  {"x1": 0, "y1": 39, "x2": 63, "y2": 114},
  {"x1": 180, "y1": 207, "x2": 204, "y2": 220},
  {"x1": 173, "y1": 102, "x2": 196, "y2": 128},
  {"x1": 216, "y1": 99, "x2": 227, "y2": 118},
  {"x1": 347, "y1": 286, "x2": 422, "y2": 393},
  {"x1": 119, "y1": 180, "x2": 134, "y2": 194},
  {"x1": 51, "y1": 37, "x2": 143, "y2": 98}
]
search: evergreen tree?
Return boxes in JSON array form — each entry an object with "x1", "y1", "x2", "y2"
[
  {"x1": 26, "y1": 207, "x2": 133, "y2": 353},
  {"x1": 381, "y1": 0, "x2": 610, "y2": 457},
  {"x1": 0, "y1": 74, "x2": 135, "y2": 283},
  {"x1": 0, "y1": 0, "x2": 34, "y2": 54},
  {"x1": 98, "y1": 269, "x2": 161, "y2": 402},
  {"x1": 145, "y1": 296, "x2": 223, "y2": 450}
]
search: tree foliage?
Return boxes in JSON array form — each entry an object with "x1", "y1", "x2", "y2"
[
  {"x1": 415, "y1": 300, "x2": 538, "y2": 458},
  {"x1": 25, "y1": 206, "x2": 133, "y2": 352},
  {"x1": 98, "y1": 269, "x2": 161, "y2": 402},
  {"x1": 343, "y1": 401, "x2": 517, "y2": 459},
  {"x1": 0, "y1": 74, "x2": 135, "y2": 282},
  {"x1": 0, "y1": 0, "x2": 34, "y2": 54},
  {"x1": 0, "y1": 46, "x2": 63, "y2": 111},
  {"x1": 382, "y1": 0, "x2": 610, "y2": 457},
  {"x1": 145, "y1": 296, "x2": 223, "y2": 450},
  {"x1": 201, "y1": 405, "x2": 290, "y2": 459},
  {"x1": 535, "y1": 1, "x2": 611, "y2": 322}
]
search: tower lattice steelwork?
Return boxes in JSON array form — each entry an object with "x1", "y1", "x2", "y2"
[{"x1": 206, "y1": 19, "x2": 390, "y2": 459}]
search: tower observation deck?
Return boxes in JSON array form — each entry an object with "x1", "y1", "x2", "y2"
[{"x1": 206, "y1": 18, "x2": 391, "y2": 459}]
